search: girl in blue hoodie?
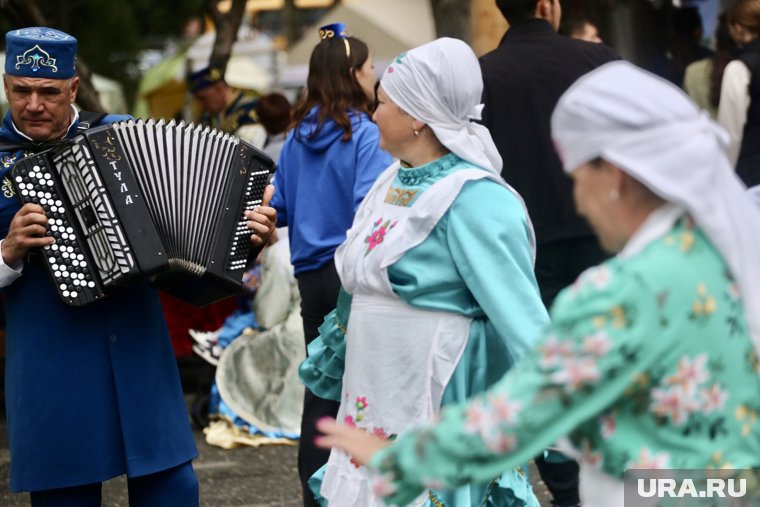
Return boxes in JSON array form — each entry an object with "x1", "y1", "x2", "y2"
[{"x1": 270, "y1": 23, "x2": 393, "y2": 507}]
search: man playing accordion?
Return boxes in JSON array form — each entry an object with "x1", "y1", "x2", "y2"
[{"x1": 0, "y1": 27, "x2": 276, "y2": 506}]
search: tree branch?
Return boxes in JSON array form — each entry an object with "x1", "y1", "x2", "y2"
[
  {"x1": 430, "y1": 0, "x2": 471, "y2": 42},
  {"x1": 205, "y1": 0, "x2": 247, "y2": 75}
]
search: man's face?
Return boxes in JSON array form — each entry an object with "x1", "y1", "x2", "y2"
[
  {"x1": 194, "y1": 82, "x2": 228, "y2": 115},
  {"x1": 4, "y1": 74, "x2": 78, "y2": 141}
]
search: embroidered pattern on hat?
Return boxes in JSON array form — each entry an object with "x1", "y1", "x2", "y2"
[
  {"x1": 15, "y1": 28, "x2": 72, "y2": 41},
  {"x1": 15, "y1": 45, "x2": 57, "y2": 73}
]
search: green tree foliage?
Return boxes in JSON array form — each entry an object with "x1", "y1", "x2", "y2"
[{"x1": 0, "y1": 0, "x2": 206, "y2": 107}]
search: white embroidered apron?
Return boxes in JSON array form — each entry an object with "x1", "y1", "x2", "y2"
[{"x1": 320, "y1": 162, "x2": 533, "y2": 506}]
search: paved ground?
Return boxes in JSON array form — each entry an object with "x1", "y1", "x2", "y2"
[
  {"x1": 0, "y1": 417, "x2": 303, "y2": 507},
  {"x1": 0, "y1": 414, "x2": 551, "y2": 507}
]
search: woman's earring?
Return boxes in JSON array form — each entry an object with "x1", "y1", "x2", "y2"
[
  {"x1": 413, "y1": 130, "x2": 420, "y2": 137},
  {"x1": 609, "y1": 189, "x2": 620, "y2": 202}
]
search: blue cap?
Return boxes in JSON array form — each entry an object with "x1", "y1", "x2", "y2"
[
  {"x1": 318, "y1": 22, "x2": 348, "y2": 40},
  {"x1": 5, "y1": 27, "x2": 77, "y2": 79},
  {"x1": 187, "y1": 66, "x2": 225, "y2": 94}
]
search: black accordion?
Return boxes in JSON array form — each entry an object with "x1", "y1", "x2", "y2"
[{"x1": 10, "y1": 118, "x2": 274, "y2": 307}]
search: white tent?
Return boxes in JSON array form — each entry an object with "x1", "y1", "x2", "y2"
[
  {"x1": 186, "y1": 26, "x2": 284, "y2": 92},
  {"x1": 132, "y1": 25, "x2": 286, "y2": 119},
  {"x1": 283, "y1": 0, "x2": 436, "y2": 87}
]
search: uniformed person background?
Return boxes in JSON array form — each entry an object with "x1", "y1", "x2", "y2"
[{"x1": 188, "y1": 65, "x2": 267, "y2": 149}]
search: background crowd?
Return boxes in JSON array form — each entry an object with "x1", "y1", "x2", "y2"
[{"x1": 2, "y1": 0, "x2": 760, "y2": 506}]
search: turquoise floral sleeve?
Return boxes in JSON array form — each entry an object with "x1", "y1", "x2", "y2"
[
  {"x1": 369, "y1": 261, "x2": 666, "y2": 506},
  {"x1": 298, "y1": 287, "x2": 353, "y2": 401}
]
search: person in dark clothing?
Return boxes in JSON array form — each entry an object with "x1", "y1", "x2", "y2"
[
  {"x1": 667, "y1": 7, "x2": 714, "y2": 87},
  {"x1": 720, "y1": 0, "x2": 760, "y2": 186},
  {"x1": 479, "y1": 1, "x2": 619, "y2": 505},
  {"x1": 480, "y1": 0, "x2": 618, "y2": 309}
]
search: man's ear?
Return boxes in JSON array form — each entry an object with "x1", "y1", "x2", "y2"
[{"x1": 69, "y1": 76, "x2": 80, "y2": 102}]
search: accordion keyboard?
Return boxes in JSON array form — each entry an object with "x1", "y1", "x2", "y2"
[
  {"x1": 226, "y1": 168, "x2": 271, "y2": 272},
  {"x1": 12, "y1": 161, "x2": 103, "y2": 306}
]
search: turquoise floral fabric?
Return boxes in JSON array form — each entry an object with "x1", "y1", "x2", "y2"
[{"x1": 370, "y1": 217, "x2": 760, "y2": 506}]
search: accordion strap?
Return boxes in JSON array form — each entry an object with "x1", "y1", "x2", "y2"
[
  {"x1": 0, "y1": 111, "x2": 108, "y2": 154},
  {"x1": 77, "y1": 111, "x2": 107, "y2": 131}
]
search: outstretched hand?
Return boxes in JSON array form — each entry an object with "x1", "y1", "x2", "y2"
[
  {"x1": 315, "y1": 417, "x2": 391, "y2": 467},
  {"x1": 246, "y1": 184, "x2": 277, "y2": 248}
]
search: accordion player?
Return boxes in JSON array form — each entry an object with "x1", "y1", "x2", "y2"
[{"x1": 10, "y1": 118, "x2": 274, "y2": 307}]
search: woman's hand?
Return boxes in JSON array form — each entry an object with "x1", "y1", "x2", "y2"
[
  {"x1": 315, "y1": 418, "x2": 391, "y2": 467},
  {"x1": 246, "y1": 184, "x2": 277, "y2": 248}
]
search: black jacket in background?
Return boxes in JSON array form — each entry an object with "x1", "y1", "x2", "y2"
[
  {"x1": 736, "y1": 38, "x2": 760, "y2": 187},
  {"x1": 480, "y1": 19, "x2": 619, "y2": 244}
]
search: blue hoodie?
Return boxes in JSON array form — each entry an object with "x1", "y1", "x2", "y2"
[{"x1": 271, "y1": 107, "x2": 393, "y2": 275}]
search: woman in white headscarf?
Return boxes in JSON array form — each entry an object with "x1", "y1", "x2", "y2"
[
  {"x1": 298, "y1": 38, "x2": 548, "y2": 506},
  {"x1": 315, "y1": 61, "x2": 760, "y2": 507}
]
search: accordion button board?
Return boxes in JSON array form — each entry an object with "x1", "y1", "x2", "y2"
[
  {"x1": 11, "y1": 118, "x2": 275, "y2": 307},
  {"x1": 12, "y1": 161, "x2": 105, "y2": 305}
]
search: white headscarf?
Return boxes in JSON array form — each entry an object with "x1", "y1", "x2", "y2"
[
  {"x1": 552, "y1": 61, "x2": 760, "y2": 355},
  {"x1": 379, "y1": 37, "x2": 503, "y2": 174}
]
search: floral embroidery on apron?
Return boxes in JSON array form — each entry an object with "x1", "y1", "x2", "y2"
[{"x1": 321, "y1": 162, "x2": 528, "y2": 507}]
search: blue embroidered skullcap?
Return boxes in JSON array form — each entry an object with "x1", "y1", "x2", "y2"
[
  {"x1": 318, "y1": 23, "x2": 351, "y2": 58},
  {"x1": 187, "y1": 66, "x2": 225, "y2": 94},
  {"x1": 5, "y1": 27, "x2": 77, "y2": 79},
  {"x1": 318, "y1": 22, "x2": 348, "y2": 40}
]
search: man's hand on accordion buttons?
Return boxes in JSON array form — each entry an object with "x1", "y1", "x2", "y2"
[
  {"x1": 2, "y1": 203, "x2": 55, "y2": 266},
  {"x1": 246, "y1": 184, "x2": 277, "y2": 248}
]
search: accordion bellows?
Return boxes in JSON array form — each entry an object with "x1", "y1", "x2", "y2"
[{"x1": 11, "y1": 118, "x2": 274, "y2": 307}]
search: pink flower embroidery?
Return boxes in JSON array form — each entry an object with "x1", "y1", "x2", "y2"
[
  {"x1": 483, "y1": 432, "x2": 517, "y2": 454},
  {"x1": 600, "y1": 413, "x2": 617, "y2": 440},
  {"x1": 372, "y1": 474, "x2": 398, "y2": 497},
  {"x1": 538, "y1": 335, "x2": 574, "y2": 368},
  {"x1": 464, "y1": 399, "x2": 489, "y2": 434},
  {"x1": 588, "y1": 266, "x2": 612, "y2": 289},
  {"x1": 575, "y1": 265, "x2": 612, "y2": 291},
  {"x1": 582, "y1": 331, "x2": 612, "y2": 357},
  {"x1": 488, "y1": 394, "x2": 523, "y2": 425},
  {"x1": 665, "y1": 354, "x2": 709, "y2": 394},
  {"x1": 343, "y1": 415, "x2": 356, "y2": 427},
  {"x1": 550, "y1": 358, "x2": 601, "y2": 392},
  {"x1": 372, "y1": 427, "x2": 389, "y2": 440},
  {"x1": 364, "y1": 218, "x2": 398, "y2": 256},
  {"x1": 356, "y1": 396, "x2": 368, "y2": 410},
  {"x1": 650, "y1": 386, "x2": 699, "y2": 425},
  {"x1": 464, "y1": 396, "x2": 521, "y2": 454},
  {"x1": 628, "y1": 448, "x2": 670, "y2": 469},
  {"x1": 700, "y1": 383, "x2": 729, "y2": 413}
]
